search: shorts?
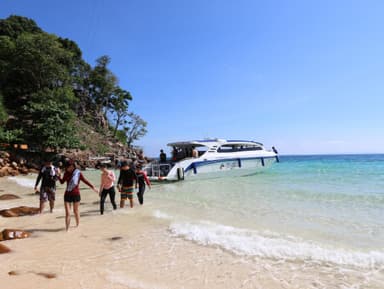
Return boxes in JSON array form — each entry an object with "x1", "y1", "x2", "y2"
[
  {"x1": 40, "y1": 186, "x2": 56, "y2": 202},
  {"x1": 120, "y1": 186, "x2": 134, "y2": 200},
  {"x1": 64, "y1": 194, "x2": 81, "y2": 203}
]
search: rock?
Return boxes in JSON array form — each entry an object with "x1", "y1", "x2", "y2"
[
  {"x1": 0, "y1": 243, "x2": 11, "y2": 254},
  {"x1": 19, "y1": 167, "x2": 29, "y2": 175},
  {"x1": 0, "y1": 166, "x2": 9, "y2": 177},
  {"x1": 0, "y1": 194, "x2": 20, "y2": 200},
  {"x1": 36, "y1": 272, "x2": 57, "y2": 279},
  {"x1": 11, "y1": 161, "x2": 18, "y2": 169},
  {"x1": 110, "y1": 236, "x2": 123, "y2": 241},
  {"x1": 0, "y1": 166, "x2": 19, "y2": 177},
  {"x1": 8, "y1": 168, "x2": 19, "y2": 176},
  {"x1": 0, "y1": 229, "x2": 31, "y2": 241},
  {"x1": 0, "y1": 206, "x2": 40, "y2": 217},
  {"x1": 28, "y1": 168, "x2": 39, "y2": 174},
  {"x1": 2, "y1": 152, "x2": 10, "y2": 159}
]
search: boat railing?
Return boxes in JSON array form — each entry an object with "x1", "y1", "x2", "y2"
[{"x1": 144, "y1": 161, "x2": 172, "y2": 178}]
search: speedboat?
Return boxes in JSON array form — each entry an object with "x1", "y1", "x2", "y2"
[{"x1": 143, "y1": 139, "x2": 279, "y2": 181}]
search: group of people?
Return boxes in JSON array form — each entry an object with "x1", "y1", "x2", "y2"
[
  {"x1": 34, "y1": 158, "x2": 151, "y2": 231},
  {"x1": 169, "y1": 146, "x2": 199, "y2": 162}
]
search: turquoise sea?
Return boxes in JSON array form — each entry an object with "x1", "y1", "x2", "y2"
[{"x1": 149, "y1": 154, "x2": 384, "y2": 268}]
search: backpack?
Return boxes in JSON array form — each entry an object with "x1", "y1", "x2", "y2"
[{"x1": 41, "y1": 166, "x2": 56, "y2": 187}]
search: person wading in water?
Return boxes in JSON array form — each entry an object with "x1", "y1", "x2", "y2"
[{"x1": 58, "y1": 160, "x2": 98, "y2": 231}]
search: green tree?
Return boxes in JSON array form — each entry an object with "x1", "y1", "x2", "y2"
[
  {"x1": 0, "y1": 128, "x2": 23, "y2": 144},
  {"x1": 0, "y1": 92, "x2": 22, "y2": 144},
  {"x1": 125, "y1": 112, "x2": 147, "y2": 147},
  {"x1": 21, "y1": 88, "x2": 80, "y2": 150},
  {"x1": 1, "y1": 33, "x2": 75, "y2": 110},
  {"x1": 109, "y1": 88, "x2": 132, "y2": 137},
  {"x1": 88, "y1": 55, "x2": 117, "y2": 129},
  {"x1": 0, "y1": 15, "x2": 145, "y2": 153},
  {"x1": 0, "y1": 93, "x2": 7, "y2": 123},
  {"x1": 0, "y1": 35, "x2": 15, "y2": 85},
  {"x1": 0, "y1": 15, "x2": 42, "y2": 39}
]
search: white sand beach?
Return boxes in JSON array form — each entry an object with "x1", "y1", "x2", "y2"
[{"x1": 0, "y1": 173, "x2": 383, "y2": 289}]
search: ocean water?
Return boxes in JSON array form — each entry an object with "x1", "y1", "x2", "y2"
[{"x1": 148, "y1": 154, "x2": 384, "y2": 269}]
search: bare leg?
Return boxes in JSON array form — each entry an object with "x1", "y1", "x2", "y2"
[
  {"x1": 129, "y1": 198, "x2": 133, "y2": 208},
  {"x1": 64, "y1": 202, "x2": 71, "y2": 231},
  {"x1": 49, "y1": 200, "x2": 54, "y2": 213},
  {"x1": 73, "y1": 202, "x2": 80, "y2": 227},
  {"x1": 39, "y1": 201, "x2": 45, "y2": 214},
  {"x1": 120, "y1": 199, "x2": 125, "y2": 208}
]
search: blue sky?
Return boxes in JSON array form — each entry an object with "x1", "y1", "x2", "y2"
[{"x1": 2, "y1": 0, "x2": 384, "y2": 156}]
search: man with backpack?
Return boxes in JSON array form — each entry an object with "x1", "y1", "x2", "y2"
[{"x1": 34, "y1": 159, "x2": 60, "y2": 213}]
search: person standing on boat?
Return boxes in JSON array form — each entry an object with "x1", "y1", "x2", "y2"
[
  {"x1": 58, "y1": 160, "x2": 98, "y2": 231},
  {"x1": 34, "y1": 159, "x2": 60, "y2": 213},
  {"x1": 171, "y1": 147, "x2": 178, "y2": 162},
  {"x1": 159, "y1": 149, "x2": 167, "y2": 163},
  {"x1": 117, "y1": 161, "x2": 138, "y2": 208},
  {"x1": 98, "y1": 163, "x2": 117, "y2": 214},
  {"x1": 135, "y1": 165, "x2": 151, "y2": 205},
  {"x1": 192, "y1": 147, "x2": 199, "y2": 158}
]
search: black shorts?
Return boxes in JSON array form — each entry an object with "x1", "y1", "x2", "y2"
[{"x1": 64, "y1": 194, "x2": 81, "y2": 203}]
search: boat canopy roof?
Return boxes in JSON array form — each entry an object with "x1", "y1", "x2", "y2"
[{"x1": 167, "y1": 139, "x2": 264, "y2": 148}]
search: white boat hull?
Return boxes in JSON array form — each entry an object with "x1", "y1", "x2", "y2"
[{"x1": 147, "y1": 156, "x2": 277, "y2": 181}]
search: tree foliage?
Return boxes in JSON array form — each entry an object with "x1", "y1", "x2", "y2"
[
  {"x1": 0, "y1": 15, "x2": 147, "y2": 151},
  {"x1": 1, "y1": 33, "x2": 75, "y2": 110},
  {"x1": 0, "y1": 93, "x2": 7, "y2": 123},
  {"x1": 110, "y1": 88, "x2": 132, "y2": 137},
  {"x1": 125, "y1": 112, "x2": 148, "y2": 147},
  {"x1": 86, "y1": 55, "x2": 117, "y2": 130},
  {"x1": 0, "y1": 15, "x2": 42, "y2": 39},
  {"x1": 21, "y1": 88, "x2": 80, "y2": 150}
]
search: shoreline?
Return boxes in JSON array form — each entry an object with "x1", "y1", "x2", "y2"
[{"x1": 1, "y1": 175, "x2": 383, "y2": 288}]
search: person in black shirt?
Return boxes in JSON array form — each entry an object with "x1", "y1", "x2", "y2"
[
  {"x1": 159, "y1": 149, "x2": 167, "y2": 163},
  {"x1": 34, "y1": 159, "x2": 60, "y2": 213},
  {"x1": 135, "y1": 166, "x2": 151, "y2": 205},
  {"x1": 117, "y1": 161, "x2": 138, "y2": 208}
]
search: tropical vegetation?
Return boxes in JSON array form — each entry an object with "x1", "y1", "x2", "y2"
[{"x1": 0, "y1": 15, "x2": 147, "y2": 153}]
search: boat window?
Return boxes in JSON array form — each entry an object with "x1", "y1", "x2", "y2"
[
  {"x1": 217, "y1": 144, "x2": 262, "y2": 153},
  {"x1": 171, "y1": 144, "x2": 207, "y2": 160},
  {"x1": 196, "y1": 146, "x2": 208, "y2": 155},
  {"x1": 217, "y1": 145, "x2": 235, "y2": 152}
]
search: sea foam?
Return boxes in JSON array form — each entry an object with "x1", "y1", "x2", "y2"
[
  {"x1": 169, "y1": 221, "x2": 384, "y2": 269},
  {"x1": 7, "y1": 176, "x2": 35, "y2": 188},
  {"x1": 152, "y1": 210, "x2": 172, "y2": 220}
]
